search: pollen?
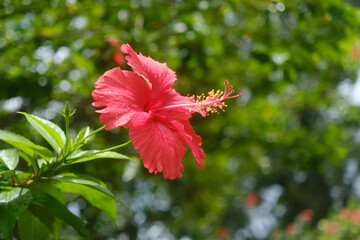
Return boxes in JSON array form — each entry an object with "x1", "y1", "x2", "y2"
[{"x1": 190, "y1": 81, "x2": 241, "y2": 116}]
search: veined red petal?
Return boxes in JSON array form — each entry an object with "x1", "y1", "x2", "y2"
[
  {"x1": 121, "y1": 44, "x2": 177, "y2": 98},
  {"x1": 129, "y1": 118, "x2": 188, "y2": 180},
  {"x1": 92, "y1": 67, "x2": 151, "y2": 130},
  {"x1": 150, "y1": 89, "x2": 193, "y2": 121},
  {"x1": 174, "y1": 120, "x2": 205, "y2": 167}
]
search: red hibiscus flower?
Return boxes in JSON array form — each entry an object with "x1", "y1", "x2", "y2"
[
  {"x1": 92, "y1": 44, "x2": 241, "y2": 179},
  {"x1": 299, "y1": 209, "x2": 314, "y2": 221},
  {"x1": 340, "y1": 207, "x2": 351, "y2": 220},
  {"x1": 285, "y1": 223, "x2": 297, "y2": 235},
  {"x1": 352, "y1": 209, "x2": 360, "y2": 225},
  {"x1": 245, "y1": 191, "x2": 258, "y2": 209},
  {"x1": 325, "y1": 222, "x2": 340, "y2": 234}
]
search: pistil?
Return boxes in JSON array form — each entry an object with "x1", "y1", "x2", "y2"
[{"x1": 153, "y1": 81, "x2": 241, "y2": 116}]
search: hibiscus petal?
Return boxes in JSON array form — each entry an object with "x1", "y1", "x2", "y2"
[
  {"x1": 150, "y1": 89, "x2": 193, "y2": 121},
  {"x1": 121, "y1": 44, "x2": 177, "y2": 98},
  {"x1": 129, "y1": 118, "x2": 187, "y2": 180},
  {"x1": 173, "y1": 120, "x2": 206, "y2": 167},
  {"x1": 92, "y1": 67, "x2": 151, "y2": 130}
]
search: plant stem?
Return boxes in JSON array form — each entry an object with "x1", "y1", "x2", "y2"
[
  {"x1": 100, "y1": 140, "x2": 132, "y2": 153},
  {"x1": 84, "y1": 125, "x2": 106, "y2": 140},
  {"x1": 64, "y1": 115, "x2": 70, "y2": 155}
]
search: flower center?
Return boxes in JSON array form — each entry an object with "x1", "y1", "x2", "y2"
[{"x1": 152, "y1": 81, "x2": 241, "y2": 117}]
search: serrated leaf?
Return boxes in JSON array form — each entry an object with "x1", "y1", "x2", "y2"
[
  {"x1": 0, "y1": 130, "x2": 53, "y2": 161},
  {"x1": 67, "y1": 150, "x2": 130, "y2": 165},
  {"x1": 55, "y1": 181, "x2": 118, "y2": 225},
  {"x1": 19, "y1": 112, "x2": 65, "y2": 154},
  {"x1": 31, "y1": 193, "x2": 89, "y2": 238},
  {"x1": 51, "y1": 173, "x2": 117, "y2": 201},
  {"x1": 27, "y1": 204, "x2": 61, "y2": 238},
  {"x1": 18, "y1": 209, "x2": 50, "y2": 240},
  {"x1": 0, "y1": 188, "x2": 33, "y2": 240},
  {"x1": 0, "y1": 149, "x2": 19, "y2": 170}
]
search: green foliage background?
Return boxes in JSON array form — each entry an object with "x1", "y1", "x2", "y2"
[{"x1": 1, "y1": 0, "x2": 360, "y2": 239}]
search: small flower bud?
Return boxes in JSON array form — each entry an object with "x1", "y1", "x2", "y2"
[
  {"x1": 64, "y1": 102, "x2": 71, "y2": 116},
  {"x1": 61, "y1": 102, "x2": 76, "y2": 118}
]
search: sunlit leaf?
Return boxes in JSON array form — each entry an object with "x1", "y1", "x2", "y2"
[
  {"x1": 30, "y1": 182, "x2": 66, "y2": 204},
  {"x1": 0, "y1": 149, "x2": 19, "y2": 171},
  {"x1": 51, "y1": 173, "x2": 117, "y2": 201},
  {"x1": 18, "y1": 112, "x2": 66, "y2": 154},
  {"x1": 75, "y1": 126, "x2": 91, "y2": 146},
  {"x1": 0, "y1": 130, "x2": 53, "y2": 161},
  {"x1": 66, "y1": 149, "x2": 130, "y2": 164},
  {"x1": 64, "y1": 134, "x2": 74, "y2": 156},
  {"x1": 54, "y1": 181, "x2": 118, "y2": 225}
]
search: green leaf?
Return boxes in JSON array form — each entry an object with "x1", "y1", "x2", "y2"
[
  {"x1": 0, "y1": 181, "x2": 12, "y2": 191},
  {"x1": 18, "y1": 209, "x2": 50, "y2": 240},
  {"x1": 64, "y1": 134, "x2": 74, "y2": 156},
  {"x1": 19, "y1": 151, "x2": 38, "y2": 172},
  {"x1": 24, "y1": 185, "x2": 64, "y2": 238},
  {"x1": 55, "y1": 181, "x2": 118, "y2": 225},
  {"x1": 31, "y1": 193, "x2": 89, "y2": 238},
  {"x1": 0, "y1": 130, "x2": 35, "y2": 158},
  {"x1": 0, "y1": 164, "x2": 10, "y2": 174},
  {"x1": 75, "y1": 126, "x2": 91, "y2": 146},
  {"x1": 51, "y1": 173, "x2": 117, "y2": 201},
  {"x1": 0, "y1": 170, "x2": 29, "y2": 182},
  {"x1": 37, "y1": 158, "x2": 48, "y2": 169},
  {"x1": 37, "y1": 157, "x2": 56, "y2": 176},
  {"x1": 0, "y1": 188, "x2": 33, "y2": 240},
  {"x1": 67, "y1": 150, "x2": 130, "y2": 165},
  {"x1": 18, "y1": 112, "x2": 66, "y2": 154},
  {"x1": 27, "y1": 204, "x2": 61, "y2": 239},
  {"x1": 69, "y1": 134, "x2": 74, "y2": 151},
  {"x1": 0, "y1": 163, "x2": 14, "y2": 175},
  {"x1": 0, "y1": 130, "x2": 53, "y2": 161},
  {"x1": 30, "y1": 182, "x2": 66, "y2": 204},
  {"x1": 0, "y1": 149, "x2": 19, "y2": 170},
  {"x1": 0, "y1": 168, "x2": 15, "y2": 177}
]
